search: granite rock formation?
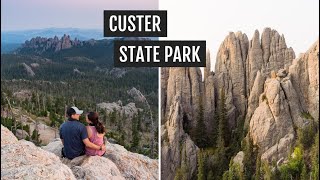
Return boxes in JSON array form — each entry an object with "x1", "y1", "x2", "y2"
[
  {"x1": 161, "y1": 27, "x2": 319, "y2": 179},
  {"x1": 18, "y1": 34, "x2": 87, "y2": 54},
  {"x1": 1, "y1": 125, "x2": 159, "y2": 180},
  {"x1": 43, "y1": 139, "x2": 158, "y2": 180},
  {"x1": 1, "y1": 125, "x2": 76, "y2": 180}
]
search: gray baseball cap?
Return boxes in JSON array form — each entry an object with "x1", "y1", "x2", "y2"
[{"x1": 71, "y1": 106, "x2": 83, "y2": 115}]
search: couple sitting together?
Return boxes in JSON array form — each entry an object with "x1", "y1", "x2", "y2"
[{"x1": 59, "y1": 106, "x2": 106, "y2": 160}]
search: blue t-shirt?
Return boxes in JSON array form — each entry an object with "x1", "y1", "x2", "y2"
[{"x1": 59, "y1": 118, "x2": 88, "y2": 159}]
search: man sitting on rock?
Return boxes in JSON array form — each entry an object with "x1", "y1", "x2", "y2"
[{"x1": 59, "y1": 106, "x2": 106, "y2": 159}]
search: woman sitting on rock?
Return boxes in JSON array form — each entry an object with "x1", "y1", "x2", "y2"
[{"x1": 85, "y1": 112, "x2": 106, "y2": 156}]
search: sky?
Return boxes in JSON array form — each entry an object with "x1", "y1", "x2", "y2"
[
  {"x1": 1, "y1": 0, "x2": 319, "y2": 70},
  {"x1": 160, "y1": 0, "x2": 319, "y2": 71},
  {"x1": 1, "y1": 0, "x2": 158, "y2": 31}
]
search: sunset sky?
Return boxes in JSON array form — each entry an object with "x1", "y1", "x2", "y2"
[
  {"x1": 2, "y1": 0, "x2": 318, "y2": 69},
  {"x1": 1, "y1": 0, "x2": 158, "y2": 31}
]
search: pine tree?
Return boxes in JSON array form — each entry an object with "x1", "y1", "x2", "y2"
[
  {"x1": 49, "y1": 111, "x2": 57, "y2": 127},
  {"x1": 119, "y1": 132, "x2": 125, "y2": 146},
  {"x1": 131, "y1": 115, "x2": 140, "y2": 151},
  {"x1": 174, "y1": 166, "x2": 188, "y2": 180},
  {"x1": 31, "y1": 92, "x2": 37, "y2": 112},
  {"x1": 207, "y1": 170, "x2": 214, "y2": 180},
  {"x1": 210, "y1": 109, "x2": 219, "y2": 147},
  {"x1": 243, "y1": 136, "x2": 256, "y2": 179},
  {"x1": 197, "y1": 150, "x2": 205, "y2": 180},
  {"x1": 1, "y1": 91, "x2": 6, "y2": 106},
  {"x1": 110, "y1": 109, "x2": 117, "y2": 124},
  {"x1": 137, "y1": 111, "x2": 142, "y2": 131},
  {"x1": 219, "y1": 88, "x2": 230, "y2": 145},
  {"x1": 214, "y1": 88, "x2": 228, "y2": 178},
  {"x1": 262, "y1": 162, "x2": 272, "y2": 180},
  {"x1": 300, "y1": 163, "x2": 308, "y2": 180},
  {"x1": 311, "y1": 132, "x2": 319, "y2": 180},
  {"x1": 255, "y1": 153, "x2": 262, "y2": 180},
  {"x1": 194, "y1": 98, "x2": 207, "y2": 148},
  {"x1": 174, "y1": 169, "x2": 183, "y2": 180}
]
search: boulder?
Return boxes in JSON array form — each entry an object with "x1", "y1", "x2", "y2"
[
  {"x1": 15, "y1": 129, "x2": 29, "y2": 140},
  {"x1": 1, "y1": 125, "x2": 18, "y2": 146},
  {"x1": 249, "y1": 77, "x2": 306, "y2": 162},
  {"x1": 21, "y1": 63, "x2": 35, "y2": 77},
  {"x1": 63, "y1": 156, "x2": 124, "y2": 180},
  {"x1": 1, "y1": 125, "x2": 76, "y2": 180},
  {"x1": 105, "y1": 142, "x2": 159, "y2": 180},
  {"x1": 233, "y1": 151, "x2": 244, "y2": 167},
  {"x1": 43, "y1": 139, "x2": 159, "y2": 180}
]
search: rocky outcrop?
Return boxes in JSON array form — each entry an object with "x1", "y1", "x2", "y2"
[
  {"x1": 1, "y1": 125, "x2": 76, "y2": 180},
  {"x1": 43, "y1": 138, "x2": 158, "y2": 180},
  {"x1": 73, "y1": 68, "x2": 85, "y2": 75},
  {"x1": 161, "y1": 68, "x2": 170, "y2": 124},
  {"x1": 1, "y1": 125, "x2": 19, "y2": 146},
  {"x1": 30, "y1": 63, "x2": 40, "y2": 68},
  {"x1": 249, "y1": 78, "x2": 295, "y2": 160},
  {"x1": 165, "y1": 67, "x2": 202, "y2": 130},
  {"x1": 289, "y1": 40, "x2": 319, "y2": 121},
  {"x1": 161, "y1": 96, "x2": 198, "y2": 180},
  {"x1": 214, "y1": 28, "x2": 296, "y2": 129},
  {"x1": 68, "y1": 156, "x2": 125, "y2": 180},
  {"x1": 214, "y1": 31, "x2": 248, "y2": 128},
  {"x1": 127, "y1": 87, "x2": 147, "y2": 104},
  {"x1": 204, "y1": 49, "x2": 211, "y2": 81},
  {"x1": 249, "y1": 71, "x2": 311, "y2": 162},
  {"x1": 162, "y1": 27, "x2": 318, "y2": 176},
  {"x1": 233, "y1": 151, "x2": 244, "y2": 167},
  {"x1": 97, "y1": 100, "x2": 141, "y2": 119},
  {"x1": 105, "y1": 142, "x2": 159, "y2": 179},
  {"x1": 248, "y1": 39, "x2": 318, "y2": 162},
  {"x1": 2, "y1": 125, "x2": 158, "y2": 180},
  {"x1": 21, "y1": 63, "x2": 35, "y2": 77},
  {"x1": 42, "y1": 140, "x2": 125, "y2": 180},
  {"x1": 203, "y1": 50, "x2": 216, "y2": 133},
  {"x1": 204, "y1": 74, "x2": 215, "y2": 133},
  {"x1": 13, "y1": 89, "x2": 33, "y2": 100},
  {"x1": 162, "y1": 48, "x2": 247, "y2": 179},
  {"x1": 109, "y1": 68, "x2": 127, "y2": 78},
  {"x1": 15, "y1": 129, "x2": 29, "y2": 139},
  {"x1": 19, "y1": 34, "x2": 86, "y2": 54},
  {"x1": 245, "y1": 71, "x2": 265, "y2": 128}
]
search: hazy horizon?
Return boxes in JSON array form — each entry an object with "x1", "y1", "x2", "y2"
[
  {"x1": 1, "y1": 0, "x2": 158, "y2": 31},
  {"x1": 1, "y1": 27, "x2": 101, "y2": 32}
]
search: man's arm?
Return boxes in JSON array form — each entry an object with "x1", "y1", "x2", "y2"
[
  {"x1": 83, "y1": 138, "x2": 106, "y2": 151},
  {"x1": 61, "y1": 138, "x2": 64, "y2": 145}
]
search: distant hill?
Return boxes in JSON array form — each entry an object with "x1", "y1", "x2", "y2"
[
  {"x1": 1, "y1": 28, "x2": 104, "y2": 44},
  {"x1": 1, "y1": 28, "x2": 157, "y2": 54}
]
